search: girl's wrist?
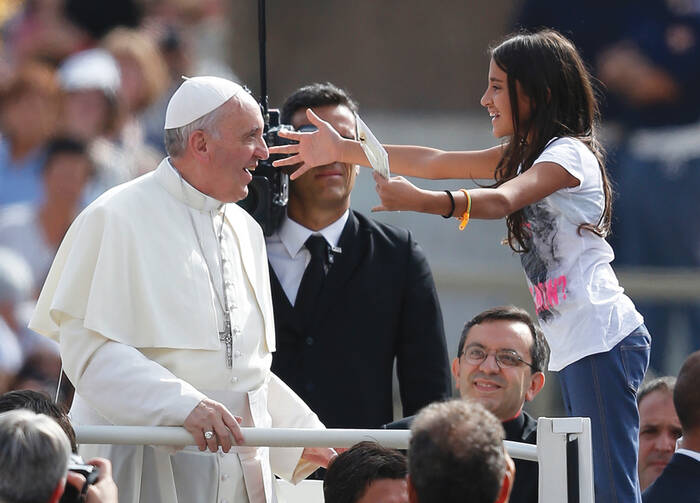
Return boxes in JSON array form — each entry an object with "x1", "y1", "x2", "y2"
[
  {"x1": 340, "y1": 138, "x2": 362, "y2": 165},
  {"x1": 418, "y1": 189, "x2": 451, "y2": 215}
]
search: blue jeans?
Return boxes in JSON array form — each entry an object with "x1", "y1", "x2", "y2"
[{"x1": 558, "y1": 325, "x2": 650, "y2": 503}]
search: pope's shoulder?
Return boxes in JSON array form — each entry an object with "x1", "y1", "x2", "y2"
[
  {"x1": 75, "y1": 168, "x2": 265, "y2": 240},
  {"x1": 63, "y1": 171, "x2": 173, "y2": 246},
  {"x1": 80, "y1": 170, "x2": 162, "y2": 217}
]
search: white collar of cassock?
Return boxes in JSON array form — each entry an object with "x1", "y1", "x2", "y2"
[
  {"x1": 278, "y1": 210, "x2": 349, "y2": 258},
  {"x1": 154, "y1": 158, "x2": 225, "y2": 212}
]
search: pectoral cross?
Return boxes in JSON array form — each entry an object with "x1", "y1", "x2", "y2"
[{"x1": 219, "y1": 316, "x2": 233, "y2": 369}]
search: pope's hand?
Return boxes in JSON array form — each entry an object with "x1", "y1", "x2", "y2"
[
  {"x1": 371, "y1": 172, "x2": 424, "y2": 212},
  {"x1": 270, "y1": 109, "x2": 344, "y2": 180},
  {"x1": 184, "y1": 398, "x2": 244, "y2": 453},
  {"x1": 301, "y1": 447, "x2": 339, "y2": 468}
]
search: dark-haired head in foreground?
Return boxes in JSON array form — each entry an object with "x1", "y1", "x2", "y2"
[
  {"x1": 324, "y1": 441, "x2": 407, "y2": 503},
  {"x1": 0, "y1": 389, "x2": 77, "y2": 453},
  {"x1": 408, "y1": 400, "x2": 514, "y2": 503}
]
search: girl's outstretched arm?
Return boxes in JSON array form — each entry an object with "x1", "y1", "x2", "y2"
[
  {"x1": 372, "y1": 161, "x2": 580, "y2": 219},
  {"x1": 384, "y1": 144, "x2": 502, "y2": 180},
  {"x1": 272, "y1": 109, "x2": 502, "y2": 181}
]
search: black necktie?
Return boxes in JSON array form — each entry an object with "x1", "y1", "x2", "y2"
[{"x1": 295, "y1": 235, "x2": 328, "y2": 319}]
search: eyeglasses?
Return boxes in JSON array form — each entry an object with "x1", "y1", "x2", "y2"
[{"x1": 460, "y1": 346, "x2": 536, "y2": 371}]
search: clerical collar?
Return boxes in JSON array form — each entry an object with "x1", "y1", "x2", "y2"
[
  {"x1": 153, "y1": 158, "x2": 224, "y2": 212},
  {"x1": 278, "y1": 210, "x2": 349, "y2": 258}
]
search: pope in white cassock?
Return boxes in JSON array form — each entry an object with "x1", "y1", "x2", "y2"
[{"x1": 29, "y1": 76, "x2": 334, "y2": 503}]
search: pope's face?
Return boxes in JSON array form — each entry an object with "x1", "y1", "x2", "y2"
[
  {"x1": 203, "y1": 94, "x2": 269, "y2": 202},
  {"x1": 289, "y1": 104, "x2": 358, "y2": 212}
]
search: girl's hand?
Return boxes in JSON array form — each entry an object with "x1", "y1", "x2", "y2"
[
  {"x1": 372, "y1": 172, "x2": 424, "y2": 212},
  {"x1": 271, "y1": 109, "x2": 344, "y2": 180}
]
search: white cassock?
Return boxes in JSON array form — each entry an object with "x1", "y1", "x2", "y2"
[{"x1": 29, "y1": 159, "x2": 324, "y2": 503}]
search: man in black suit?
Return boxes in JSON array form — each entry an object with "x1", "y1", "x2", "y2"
[
  {"x1": 266, "y1": 82, "x2": 451, "y2": 429},
  {"x1": 385, "y1": 306, "x2": 549, "y2": 503},
  {"x1": 643, "y1": 350, "x2": 700, "y2": 502}
]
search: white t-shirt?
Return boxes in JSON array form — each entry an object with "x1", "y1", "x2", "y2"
[{"x1": 520, "y1": 137, "x2": 643, "y2": 371}]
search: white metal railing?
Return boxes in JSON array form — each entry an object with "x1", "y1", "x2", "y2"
[
  {"x1": 75, "y1": 417, "x2": 592, "y2": 503},
  {"x1": 537, "y1": 417, "x2": 594, "y2": 503},
  {"x1": 74, "y1": 425, "x2": 537, "y2": 460}
]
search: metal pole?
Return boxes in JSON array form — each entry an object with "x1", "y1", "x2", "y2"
[{"x1": 75, "y1": 426, "x2": 538, "y2": 460}]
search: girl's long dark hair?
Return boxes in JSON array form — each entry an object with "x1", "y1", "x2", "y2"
[{"x1": 490, "y1": 29, "x2": 612, "y2": 252}]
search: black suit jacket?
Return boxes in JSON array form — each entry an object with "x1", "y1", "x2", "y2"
[
  {"x1": 642, "y1": 452, "x2": 700, "y2": 502},
  {"x1": 383, "y1": 410, "x2": 539, "y2": 503},
  {"x1": 269, "y1": 210, "x2": 451, "y2": 429}
]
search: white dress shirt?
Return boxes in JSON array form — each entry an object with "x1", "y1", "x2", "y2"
[{"x1": 266, "y1": 210, "x2": 349, "y2": 305}]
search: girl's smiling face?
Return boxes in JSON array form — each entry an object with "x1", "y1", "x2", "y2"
[{"x1": 480, "y1": 58, "x2": 531, "y2": 139}]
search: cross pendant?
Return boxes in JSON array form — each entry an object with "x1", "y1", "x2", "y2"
[{"x1": 219, "y1": 317, "x2": 233, "y2": 369}]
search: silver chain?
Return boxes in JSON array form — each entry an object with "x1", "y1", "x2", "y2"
[{"x1": 178, "y1": 172, "x2": 230, "y2": 323}]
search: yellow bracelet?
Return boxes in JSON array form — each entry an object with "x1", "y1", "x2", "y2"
[{"x1": 458, "y1": 189, "x2": 471, "y2": 230}]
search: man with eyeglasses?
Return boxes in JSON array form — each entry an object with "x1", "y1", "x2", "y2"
[{"x1": 385, "y1": 306, "x2": 550, "y2": 503}]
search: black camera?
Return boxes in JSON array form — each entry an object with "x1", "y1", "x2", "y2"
[
  {"x1": 237, "y1": 108, "x2": 294, "y2": 236},
  {"x1": 60, "y1": 454, "x2": 100, "y2": 503}
]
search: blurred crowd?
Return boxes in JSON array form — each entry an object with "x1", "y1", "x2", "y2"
[{"x1": 0, "y1": 0, "x2": 238, "y2": 400}]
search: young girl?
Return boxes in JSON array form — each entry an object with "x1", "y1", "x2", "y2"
[{"x1": 272, "y1": 29, "x2": 651, "y2": 503}]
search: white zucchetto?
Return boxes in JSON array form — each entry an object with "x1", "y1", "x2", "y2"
[{"x1": 164, "y1": 76, "x2": 244, "y2": 130}]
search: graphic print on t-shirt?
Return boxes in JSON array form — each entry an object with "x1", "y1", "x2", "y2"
[{"x1": 521, "y1": 202, "x2": 568, "y2": 322}]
